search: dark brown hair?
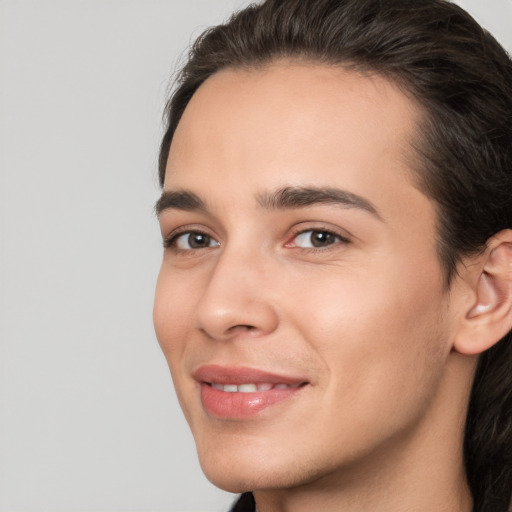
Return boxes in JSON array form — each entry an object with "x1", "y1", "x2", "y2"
[{"x1": 159, "y1": 1, "x2": 512, "y2": 510}]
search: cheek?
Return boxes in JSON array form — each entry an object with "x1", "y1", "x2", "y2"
[
  {"x1": 153, "y1": 265, "x2": 196, "y2": 368},
  {"x1": 154, "y1": 265, "x2": 204, "y2": 427},
  {"x1": 290, "y1": 257, "x2": 448, "y2": 407}
]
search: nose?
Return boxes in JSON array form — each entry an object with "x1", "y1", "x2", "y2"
[{"x1": 194, "y1": 248, "x2": 279, "y2": 341}]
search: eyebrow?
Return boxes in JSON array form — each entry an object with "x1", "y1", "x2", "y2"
[
  {"x1": 155, "y1": 190, "x2": 207, "y2": 216},
  {"x1": 155, "y1": 186, "x2": 382, "y2": 220},
  {"x1": 256, "y1": 186, "x2": 382, "y2": 219}
]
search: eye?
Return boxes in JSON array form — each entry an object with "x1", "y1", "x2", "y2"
[
  {"x1": 165, "y1": 231, "x2": 220, "y2": 250},
  {"x1": 291, "y1": 229, "x2": 347, "y2": 249}
]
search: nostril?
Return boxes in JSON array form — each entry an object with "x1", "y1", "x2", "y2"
[
  {"x1": 228, "y1": 324, "x2": 256, "y2": 333},
  {"x1": 195, "y1": 292, "x2": 279, "y2": 340}
]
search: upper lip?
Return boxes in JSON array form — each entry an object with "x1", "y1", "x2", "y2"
[{"x1": 194, "y1": 364, "x2": 309, "y2": 386}]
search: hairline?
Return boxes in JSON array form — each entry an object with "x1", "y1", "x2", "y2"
[{"x1": 161, "y1": 57, "x2": 458, "y2": 281}]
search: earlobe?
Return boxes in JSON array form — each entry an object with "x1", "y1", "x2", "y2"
[{"x1": 454, "y1": 230, "x2": 512, "y2": 356}]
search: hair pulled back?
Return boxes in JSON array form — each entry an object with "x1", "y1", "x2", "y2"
[{"x1": 159, "y1": 1, "x2": 512, "y2": 510}]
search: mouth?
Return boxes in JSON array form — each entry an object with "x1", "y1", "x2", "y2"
[
  {"x1": 209, "y1": 382, "x2": 304, "y2": 392},
  {"x1": 194, "y1": 365, "x2": 309, "y2": 419}
]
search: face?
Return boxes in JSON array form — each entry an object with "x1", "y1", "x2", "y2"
[{"x1": 154, "y1": 63, "x2": 459, "y2": 493}]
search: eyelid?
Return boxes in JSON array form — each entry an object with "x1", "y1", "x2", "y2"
[
  {"x1": 285, "y1": 225, "x2": 351, "y2": 249},
  {"x1": 161, "y1": 221, "x2": 352, "y2": 252},
  {"x1": 162, "y1": 225, "x2": 220, "y2": 250}
]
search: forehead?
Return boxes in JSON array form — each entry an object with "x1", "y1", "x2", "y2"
[
  {"x1": 166, "y1": 62, "x2": 421, "y2": 188},
  {"x1": 164, "y1": 62, "x2": 428, "y2": 228}
]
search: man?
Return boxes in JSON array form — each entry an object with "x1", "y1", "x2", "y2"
[{"x1": 153, "y1": 1, "x2": 512, "y2": 510}]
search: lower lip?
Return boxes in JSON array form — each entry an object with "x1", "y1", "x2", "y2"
[{"x1": 200, "y1": 383, "x2": 304, "y2": 419}]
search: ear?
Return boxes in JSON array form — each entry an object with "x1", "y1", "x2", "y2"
[{"x1": 453, "y1": 229, "x2": 512, "y2": 356}]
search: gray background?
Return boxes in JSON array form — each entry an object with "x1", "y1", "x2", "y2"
[{"x1": 0, "y1": 1, "x2": 510, "y2": 511}]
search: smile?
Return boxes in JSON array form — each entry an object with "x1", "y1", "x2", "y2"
[
  {"x1": 194, "y1": 365, "x2": 309, "y2": 419},
  {"x1": 210, "y1": 382, "x2": 303, "y2": 393}
]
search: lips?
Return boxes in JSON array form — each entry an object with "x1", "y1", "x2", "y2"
[
  {"x1": 211, "y1": 382, "x2": 301, "y2": 392},
  {"x1": 194, "y1": 365, "x2": 308, "y2": 419}
]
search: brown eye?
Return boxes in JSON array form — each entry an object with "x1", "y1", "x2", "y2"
[
  {"x1": 187, "y1": 233, "x2": 211, "y2": 248},
  {"x1": 171, "y1": 231, "x2": 219, "y2": 250},
  {"x1": 310, "y1": 231, "x2": 337, "y2": 247},
  {"x1": 293, "y1": 229, "x2": 344, "y2": 248}
]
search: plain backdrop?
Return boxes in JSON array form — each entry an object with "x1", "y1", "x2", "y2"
[{"x1": 0, "y1": 1, "x2": 510, "y2": 511}]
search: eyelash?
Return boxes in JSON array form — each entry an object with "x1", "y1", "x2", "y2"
[
  {"x1": 286, "y1": 226, "x2": 350, "y2": 251},
  {"x1": 162, "y1": 228, "x2": 217, "y2": 251},
  {"x1": 162, "y1": 227, "x2": 350, "y2": 252}
]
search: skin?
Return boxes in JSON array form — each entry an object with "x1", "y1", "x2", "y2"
[{"x1": 154, "y1": 63, "x2": 476, "y2": 511}]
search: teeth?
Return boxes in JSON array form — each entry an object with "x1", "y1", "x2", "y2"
[
  {"x1": 238, "y1": 384, "x2": 257, "y2": 393},
  {"x1": 210, "y1": 382, "x2": 294, "y2": 392}
]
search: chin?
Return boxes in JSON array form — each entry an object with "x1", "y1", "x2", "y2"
[
  {"x1": 197, "y1": 444, "x2": 275, "y2": 492},
  {"x1": 196, "y1": 438, "x2": 323, "y2": 494},
  {"x1": 201, "y1": 462, "x2": 300, "y2": 494},
  {"x1": 203, "y1": 469, "x2": 256, "y2": 494}
]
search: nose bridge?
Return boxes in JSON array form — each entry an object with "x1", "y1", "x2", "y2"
[{"x1": 194, "y1": 242, "x2": 278, "y2": 340}]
